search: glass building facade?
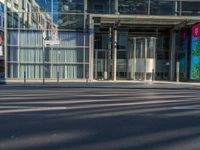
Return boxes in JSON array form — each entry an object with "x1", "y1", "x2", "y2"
[{"x1": 4, "y1": 0, "x2": 200, "y2": 81}]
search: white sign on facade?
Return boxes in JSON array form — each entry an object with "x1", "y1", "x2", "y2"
[{"x1": 45, "y1": 40, "x2": 60, "y2": 46}]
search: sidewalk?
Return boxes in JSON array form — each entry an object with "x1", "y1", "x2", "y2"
[{"x1": 2, "y1": 80, "x2": 200, "y2": 89}]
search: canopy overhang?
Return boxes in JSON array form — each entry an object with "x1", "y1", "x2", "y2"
[{"x1": 90, "y1": 14, "x2": 200, "y2": 29}]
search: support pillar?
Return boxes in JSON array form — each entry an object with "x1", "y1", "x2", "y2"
[
  {"x1": 107, "y1": 27, "x2": 112, "y2": 80},
  {"x1": 144, "y1": 38, "x2": 148, "y2": 81},
  {"x1": 4, "y1": 0, "x2": 7, "y2": 79},
  {"x1": 170, "y1": 30, "x2": 176, "y2": 81},
  {"x1": 94, "y1": 50, "x2": 98, "y2": 79},
  {"x1": 89, "y1": 16, "x2": 94, "y2": 81},
  {"x1": 112, "y1": 28, "x2": 117, "y2": 81},
  {"x1": 83, "y1": 0, "x2": 87, "y2": 79}
]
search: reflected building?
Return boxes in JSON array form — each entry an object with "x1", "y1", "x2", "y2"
[{"x1": 4, "y1": 0, "x2": 200, "y2": 82}]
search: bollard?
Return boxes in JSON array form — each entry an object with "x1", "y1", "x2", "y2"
[
  {"x1": 57, "y1": 72, "x2": 59, "y2": 84},
  {"x1": 43, "y1": 77, "x2": 45, "y2": 85},
  {"x1": 85, "y1": 72, "x2": 89, "y2": 87},
  {"x1": 152, "y1": 69, "x2": 155, "y2": 81},
  {"x1": 24, "y1": 72, "x2": 26, "y2": 85}
]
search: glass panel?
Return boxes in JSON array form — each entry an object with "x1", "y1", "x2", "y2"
[
  {"x1": 117, "y1": 51, "x2": 127, "y2": 79},
  {"x1": 17, "y1": 13, "x2": 53, "y2": 30},
  {"x1": 0, "y1": 2, "x2": 4, "y2": 12},
  {"x1": 147, "y1": 37, "x2": 156, "y2": 58},
  {"x1": 119, "y1": 0, "x2": 149, "y2": 15},
  {"x1": 7, "y1": 12, "x2": 19, "y2": 28},
  {"x1": 52, "y1": 64, "x2": 83, "y2": 79},
  {"x1": 19, "y1": 30, "x2": 43, "y2": 47},
  {"x1": 155, "y1": 34, "x2": 170, "y2": 80},
  {"x1": 19, "y1": 64, "x2": 43, "y2": 79},
  {"x1": 7, "y1": 46, "x2": 18, "y2": 62},
  {"x1": 88, "y1": 0, "x2": 115, "y2": 14},
  {"x1": 55, "y1": 13, "x2": 84, "y2": 30},
  {"x1": 54, "y1": 0, "x2": 84, "y2": 13},
  {"x1": 50, "y1": 48, "x2": 84, "y2": 63},
  {"x1": 8, "y1": 30, "x2": 18, "y2": 46},
  {"x1": 146, "y1": 37, "x2": 156, "y2": 80},
  {"x1": 35, "y1": 0, "x2": 53, "y2": 13},
  {"x1": 136, "y1": 38, "x2": 145, "y2": 80},
  {"x1": 117, "y1": 30, "x2": 128, "y2": 79},
  {"x1": 8, "y1": 63, "x2": 18, "y2": 78},
  {"x1": 150, "y1": 0, "x2": 175, "y2": 15},
  {"x1": 181, "y1": 2, "x2": 200, "y2": 16},
  {"x1": 58, "y1": 31, "x2": 84, "y2": 46}
]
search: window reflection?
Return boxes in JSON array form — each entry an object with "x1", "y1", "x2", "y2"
[
  {"x1": 55, "y1": 13, "x2": 84, "y2": 30},
  {"x1": 150, "y1": 0, "x2": 175, "y2": 15},
  {"x1": 35, "y1": 0, "x2": 52, "y2": 12},
  {"x1": 55, "y1": 0, "x2": 84, "y2": 13},
  {"x1": 181, "y1": 2, "x2": 200, "y2": 16},
  {"x1": 119, "y1": 0, "x2": 149, "y2": 15},
  {"x1": 88, "y1": 0, "x2": 115, "y2": 14}
]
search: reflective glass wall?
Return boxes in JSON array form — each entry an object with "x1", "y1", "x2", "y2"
[
  {"x1": 118, "y1": 0, "x2": 200, "y2": 16},
  {"x1": 150, "y1": 0, "x2": 175, "y2": 15},
  {"x1": 5, "y1": 0, "x2": 200, "y2": 80},
  {"x1": 179, "y1": 1, "x2": 200, "y2": 16},
  {"x1": 6, "y1": 0, "x2": 88, "y2": 79},
  {"x1": 88, "y1": 0, "x2": 115, "y2": 14},
  {"x1": 118, "y1": 0, "x2": 149, "y2": 15}
]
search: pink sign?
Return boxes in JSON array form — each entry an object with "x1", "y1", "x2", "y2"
[
  {"x1": 192, "y1": 23, "x2": 200, "y2": 37},
  {"x1": 0, "y1": 35, "x2": 2, "y2": 45}
]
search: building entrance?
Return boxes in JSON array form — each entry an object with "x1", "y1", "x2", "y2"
[
  {"x1": 93, "y1": 32, "x2": 112, "y2": 80},
  {"x1": 93, "y1": 35, "x2": 157, "y2": 81},
  {"x1": 128, "y1": 37, "x2": 157, "y2": 81},
  {"x1": 94, "y1": 49, "x2": 111, "y2": 80}
]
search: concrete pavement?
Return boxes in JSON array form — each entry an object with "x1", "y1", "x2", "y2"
[
  {"x1": 2, "y1": 80, "x2": 200, "y2": 89},
  {"x1": 0, "y1": 87, "x2": 200, "y2": 149}
]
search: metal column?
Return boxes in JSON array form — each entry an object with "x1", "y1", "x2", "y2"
[
  {"x1": 112, "y1": 29, "x2": 117, "y2": 81},
  {"x1": 4, "y1": 0, "x2": 7, "y2": 79},
  {"x1": 83, "y1": 0, "x2": 87, "y2": 79},
  {"x1": 133, "y1": 38, "x2": 136, "y2": 80},
  {"x1": 89, "y1": 16, "x2": 94, "y2": 81},
  {"x1": 144, "y1": 38, "x2": 147, "y2": 81},
  {"x1": 108, "y1": 27, "x2": 112, "y2": 80},
  {"x1": 170, "y1": 31, "x2": 176, "y2": 81}
]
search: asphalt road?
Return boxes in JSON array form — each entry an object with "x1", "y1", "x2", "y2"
[{"x1": 0, "y1": 86, "x2": 200, "y2": 150}]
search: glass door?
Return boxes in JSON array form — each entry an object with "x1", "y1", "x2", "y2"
[
  {"x1": 94, "y1": 33, "x2": 112, "y2": 80},
  {"x1": 128, "y1": 37, "x2": 156, "y2": 81},
  {"x1": 94, "y1": 49, "x2": 111, "y2": 80}
]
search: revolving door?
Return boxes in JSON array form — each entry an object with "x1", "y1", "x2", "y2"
[{"x1": 128, "y1": 37, "x2": 157, "y2": 81}]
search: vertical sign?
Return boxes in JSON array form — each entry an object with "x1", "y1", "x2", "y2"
[{"x1": 190, "y1": 23, "x2": 200, "y2": 80}]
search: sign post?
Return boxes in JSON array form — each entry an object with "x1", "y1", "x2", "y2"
[
  {"x1": 43, "y1": 30, "x2": 60, "y2": 83},
  {"x1": 42, "y1": 31, "x2": 46, "y2": 85}
]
